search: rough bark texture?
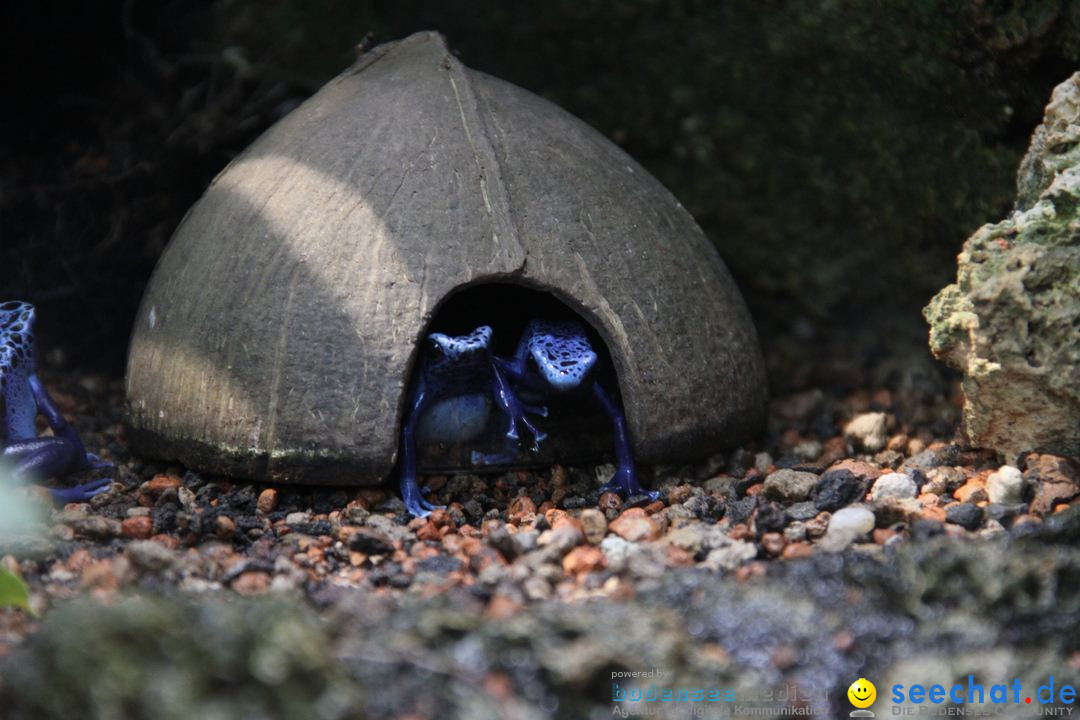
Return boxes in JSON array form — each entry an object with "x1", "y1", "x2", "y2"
[
  {"x1": 124, "y1": 32, "x2": 767, "y2": 485},
  {"x1": 925, "y1": 72, "x2": 1080, "y2": 462}
]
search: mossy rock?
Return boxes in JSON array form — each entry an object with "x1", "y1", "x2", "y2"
[{"x1": 926, "y1": 72, "x2": 1080, "y2": 461}]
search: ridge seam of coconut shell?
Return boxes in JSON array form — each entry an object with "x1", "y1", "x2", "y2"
[{"x1": 434, "y1": 36, "x2": 526, "y2": 272}]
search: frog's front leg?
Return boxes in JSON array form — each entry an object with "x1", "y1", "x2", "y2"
[
  {"x1": 491, "y1": 359, "x2": 548, "y2": 452},
  {"x1": 29, "y1": 374, "x2": 112, "y2": 471},
  {"x1": 399, "y1": 388, "x2": 445, "y2": 518},
  {"x1": 3, "y1": 438, "x2": 112, "y2": 502},
  {"x1": 592, "y1": 381, "x2": 660, "y2": 500}
]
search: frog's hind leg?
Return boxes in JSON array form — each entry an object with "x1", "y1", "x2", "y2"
[
  {"x1": 491, "y1": 362, "x2": 547, "y2": 451},
  {"x1": 3, "y1": 438, "x2": 112, "y2": 502},
  {"x1": 592, "y1": 381, "x2": 660, "y2": 500},
  {"x1": 399, "y1": 389, "x2": 444, "y2": 518},
  {"x1": 28, "y1": 374, "x2": 115, "y2": 473}
]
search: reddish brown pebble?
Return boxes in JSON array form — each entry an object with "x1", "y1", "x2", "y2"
[
  {"x1": 609, "y1": 510, "x2": 659, "y2": 542},
  {"x1": 598, "y1": 492, "x2": 623, "y2": 511},
  {"x1": 146, "y1": 474, "x2": 182, "y2": 493},
  {"x1": 953, "y1": 479, "x2": 987, "y2": 504},
  {"x1": 665, "y1": 545, "x2": 695, "y2": 567},
  {"x1": 508, "y1": 496, "x2": 537, "y2": 518},
  {"x1": 232, "y1": 571, "x2": 271, "y2": 595},
  {"x1": 550, "y1": 513, "x2": 584, "y2": 533},
  {"x1": 886, "y1": 433, "x2": 909, "y2": 452},
  {"x1": 782, "y1": 542, "x2": 814, "y2": 559},
  {"x1": 215, "y1": 515, "x2": 236, "y2": 540},
  {"x1": 416, "y1": 522, "x2": 440, "y2": 542},
  {"x1": 736, "y1": 562, "x2": 767, "y2": 582},
  {"x1": 1027, "y1": 454, "x2": 1080, "y2": 514},
  {"x1": 80, "y1": 560, "x2": 119, "y2": 591},
  {"x1": 728, "y1": 523, "x2": 753, "y2": 541},
  {"x1": 760, "y1": 532, "x2": 785, "y2": 556},
  {"x1": 872, "y1": 528, "x2": 897, "y2": 545},
  {"x1": 428, "y1": 508, "x2": 453, "y2": 528},
  {"x1": 921, "y1": 505, "x2": 947, "y2": 523},
  {"x1": 643, "y1": 500, "x2": 665, "y2": 514},
  {"x1": 121, "y1": 516, "x2": 153, "y2": 540},
  {"x1": 562, "y1": 546, "x2": 606, "y2": 575},
  {"x1": 486, "y1": 595, "x2": 522, "y2": 619},
  {"x1": 828, "y1": 459, "x2": 883, "y2": 482},
  {"x1": 256, "y1": 488, "x2": 278, "y2": 514},
  {"x1": 744, "y1": 483, "x2": 765, "y2": 496},
  {"x1": 151, "y1": 534, "x2": 179, "y2": 549}
]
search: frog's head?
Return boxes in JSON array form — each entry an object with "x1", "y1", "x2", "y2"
[
  {"x1": 0, "y1": 301, "x2": 36, "y2": 375},
  {"x1": 528, "y1": 322, "x2": 598, "y2": 392},
  {"x1": 424, "y1": 325, "x2": 492, "y2": 372}
]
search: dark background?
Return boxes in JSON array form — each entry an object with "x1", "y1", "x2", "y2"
[{"x1": 3, "y1": 0, "x2": 1078, "y2": 392}]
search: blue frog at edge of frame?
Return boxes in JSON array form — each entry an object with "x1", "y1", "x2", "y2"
[{"x1": 1, "y1": 301, "x2": 114, "y2": 502}]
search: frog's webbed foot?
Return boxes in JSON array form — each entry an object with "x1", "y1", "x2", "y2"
[
  {"x1": 49, "y1": 476, "x2": 113, "y2": 504},
  {"x1": 401, "y1": 476, "x2": 444, "y2": 518},
  {"x1": 598, "y1": 466, "x2": 661, "y2": 501}
]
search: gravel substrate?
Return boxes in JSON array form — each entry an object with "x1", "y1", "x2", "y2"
[{"x1": 1, "y1": 361, "x2": 1079, "y2": 718}]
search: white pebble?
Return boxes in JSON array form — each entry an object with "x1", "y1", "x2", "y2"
[
  {"x1": 871, "y1": 472, "x2": 917, "y2": 500},
  {"x1": 821, "y1": 506, "x2": 876, "y2": 552},
  {"x1": 987, "y1": 465, "x2": 1025, "y2": 505},
  {"x1": 844, "y1": 412, "x2": 888, "y2": 452}
]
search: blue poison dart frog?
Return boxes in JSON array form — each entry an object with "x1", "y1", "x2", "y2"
[
  {"x1": 0, "y1": 302, "x2": 114, "y2": 502},
  {"x1": 399, "y1": 320, "x2": 658, "y2": 518}
]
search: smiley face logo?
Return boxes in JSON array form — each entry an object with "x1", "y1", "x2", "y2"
[{"x1": 847, "y1": 678, "x2": 877, "y2": 708}]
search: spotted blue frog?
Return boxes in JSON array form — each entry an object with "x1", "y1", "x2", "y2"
[
  {"x1": 493, "y1": 320, "x2": 660, "y2": 501},
  {"x1": 399, "y1": 320, "x2": 657, "y2": 517},
  {"x1": 1, "y1": 302, "x2": 113, "y2": 502}
]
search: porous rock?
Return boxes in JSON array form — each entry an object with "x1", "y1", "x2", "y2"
[{"x1": 925, "y1": 72, "x2": 1080, "y2": 460}]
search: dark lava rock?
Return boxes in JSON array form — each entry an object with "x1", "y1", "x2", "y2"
[
  {"x1": 945, "y1": 503, "x2": 985, "y2": 531},
  {"x1": 985, "y1": 503, "x2": 1028, "y2": 525},
  {"x1": 903, "y1": 444, "x2": 961, "y2": 473},
  {"x1": 785, "y1": 501, "x2": 820, "y2": 522},
  {"x1": 755, "y1": 503, "x2": 787, "y2": 535},
  {"x1": 346, "y1": 527, "x2": 395, "y2": 556},
  {"x1": 812, "y1": 468, "x2": 868, "y2": 511},
  {"x1": 726, "y1": 496, "x2": 757, "y2": 525}
]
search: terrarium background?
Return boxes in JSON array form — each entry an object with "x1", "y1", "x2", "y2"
[{"x1": 3, "y1": 0, "x2": 1079, "y2": 389}]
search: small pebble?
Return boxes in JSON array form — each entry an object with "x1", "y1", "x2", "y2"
[
  {"x1": 870, "y1": 472, "x2": 917, "y2": 501},
  {"x1": 215, "y1": 515, "x2": 236, "y2": 540},
  {"x1": 812, "y1": 469, "x2": 866, "y2": 511},
  {"x1": 608, "y1": 509, "x2": 659, "y2": 543},
  {"x1": 121, "y1": 516, "x2": 153, "y2": 540},
  {"x1": 256, "y1": 488, "x2": 279, "y2": 514},
  {"x1": 986, "y1": 465, "x2": 1024, "y2": 505},
  {"x1": 844, "y1": 412, "x2": 888, "y2": 452},
  {"x1": 945, "y1": 503, "x2": 984, "y2": 531},
  {"x1": 820, "y1": 506, "x2": 875, "y2": 552},
  {"x1": 562, "y1": 546, "x2": 606, "y2": 576},
  {"x1": 579, "y1": 509, "x2": 607, "y2": 545},
  {"x1": 763, "y1": 469, "x2": 818, "y2": 502}
]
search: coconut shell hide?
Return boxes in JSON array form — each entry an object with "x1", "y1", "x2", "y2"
[{"x1": 125, "y1": 31, "x2": 768, "y2": 484}]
